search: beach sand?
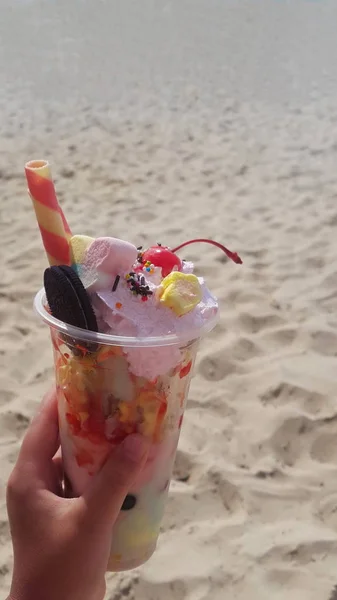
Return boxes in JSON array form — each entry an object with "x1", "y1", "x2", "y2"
[{"x1": 1, "y1": 1, "x2": 337, "y2": 598}]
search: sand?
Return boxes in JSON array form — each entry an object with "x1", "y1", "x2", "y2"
[{"x1": 2, "y1": 1, "x2": 337, "y2": 599}]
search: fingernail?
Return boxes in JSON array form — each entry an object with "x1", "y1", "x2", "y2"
[{"x1": 121, "y1": 434, "x2": 149, "y2": 462}]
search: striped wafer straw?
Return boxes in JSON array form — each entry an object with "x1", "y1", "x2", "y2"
[{"x1": 25, "y1": 160, "x2": 72, "y2": 266}]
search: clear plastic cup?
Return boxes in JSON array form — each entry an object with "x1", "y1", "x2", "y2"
[{"x1": 34, "y1": 288, "x2": 218, "y2": 571}]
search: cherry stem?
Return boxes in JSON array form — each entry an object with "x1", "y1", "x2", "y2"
[{"x1": 172, "y1": 239, "x2": 242, "y2": 264}]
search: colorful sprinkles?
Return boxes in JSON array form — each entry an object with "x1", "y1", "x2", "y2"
[
  {"x1": 144, "y1": 260, "x2": 155, "y2": 274},
  {"x1": 125, "y1": 271, "x2": 153, "y2": 301}
]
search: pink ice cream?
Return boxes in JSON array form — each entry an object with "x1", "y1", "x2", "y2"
[{"x1": 75, "y1": 238, "x2": 219, "y2": 379}]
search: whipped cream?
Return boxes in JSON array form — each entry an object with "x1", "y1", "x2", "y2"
[{"x1": 91, "y1": 280, "x2": 216, "y2": 380}]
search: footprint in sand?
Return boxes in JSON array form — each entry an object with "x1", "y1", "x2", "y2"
[
  {"x1": 269, "y1": 416, "x2": 314, "y2": 467},
  {"x1": 259, "y1": 327, "x2": 297, "y2": 348},
  {"x1": 0, "y1": 521, "x2": 9, "y2": 546},
  {"x1": 132, "y1": 209, "x2": 156, "y2": 223},
  {"x1": 198, "y1": 336, "x2": 261, "y2": 382},
  {"x1": 134, "y1": 579, "x2": 187, "y2": 600},
  {"x1": 242, "y1": 249, "x2": 266, "y2": 260},
  {"x1": 321, "y1": 272, "x2": 337, "y2": 291},
  {"x1": 165, "y1": 227, "x2": 183, "y2": 237},
  {"x1": 4, "y1": 448, "x2": 21, "y2": 465},
  {"x1": 311, "y1": 433, "x2": 337, "y2": 464},
  {"x1": 237, "y1": 311, "x2": 284, "y2": 334},
  {"x1": 224, "y1": 337, "x2": 261, "y2": 361},
  {"x1": 198, "y1": 350, "x2": 238, "y2": 381},
  {"x1": 0, "y1": 564, "x2": 9, "y2": 578},
  {"x1": 221, "y1": 286, "x2": 264, "y2": 306},
  {"x1": 109, "y1": 575, "x2": 141, "y2": 600},
  {"x1": 315, "y1": 493, "x2": 337, "y2": 532},
  {"x1": 206, "y1": 469, "x2": 243, "y2": 514},
  {"x1": 0, "y1": 412, "x2": 30, "y2": 439},
  {"x1": 260, "y1": 383, "x2": 326, "y2": 415},
  {"x1": 310, "y1": 329, "x2": 337, "y2": 357},
  {"x1": 301, "y1": 255, "x2": 325, "y2": 270},
  {"x1": 0, "y1": 390, "x2": 15, "y2": 407}
]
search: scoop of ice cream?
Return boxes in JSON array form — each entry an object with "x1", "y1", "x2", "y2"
[
  {"x1": 84, "y1": 237, "x2": 138, "y2": 275},
  {"x1": 94, "y1": 268, "x2": 218, "y2": 378},
  {"x1": 69, "y1": 237, "x2": 222, "y2": 379},
  {"x1": 96, "y1": 272, "x2": 217, "y2": 338}
]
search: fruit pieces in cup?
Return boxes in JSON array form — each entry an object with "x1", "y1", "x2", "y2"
[
  {"x1": 53, "y1": 330, "x2": 196, "y2": 487},
  {"x1": 51, "y1": 327, "x2": 198, "y2": 570}
]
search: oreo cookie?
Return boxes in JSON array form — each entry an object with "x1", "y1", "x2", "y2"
[
  {"x1": 44, "y1": 265, "x2": 98, "y2": 354},
  {"x1": 44, "y1": 265, "x2": 98, "y2": 331}
]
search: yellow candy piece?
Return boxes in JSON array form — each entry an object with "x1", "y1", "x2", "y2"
[
  {"x1": 159, "y1": 272, "x2": 202, "y2": 316},
  {"x1": 69, "y1": 235, "x2": 95, "y2": 265}
]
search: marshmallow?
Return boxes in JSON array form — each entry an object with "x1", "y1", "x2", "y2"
[
  {"x1": 70, "y1": 235, "x2": 95, "y2": 265},
  {"x1": 158, "y1": 272, "x2": 202, "y2": 316},
  {"x1": 83, "y1": 237, "x2": 138, "y2": 275}
]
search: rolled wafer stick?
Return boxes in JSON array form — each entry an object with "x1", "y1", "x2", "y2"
[{"x1": 25, "y1": 159, "x2": 72, "y2": 266}]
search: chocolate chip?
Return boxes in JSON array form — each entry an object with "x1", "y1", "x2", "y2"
[{"x1": 121, "y1": 494, "x2": 137, "y2": 511}]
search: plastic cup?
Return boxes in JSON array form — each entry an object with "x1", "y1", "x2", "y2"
[{"x1": 34, "y1": 288, "x2": 218, "y2": 571}]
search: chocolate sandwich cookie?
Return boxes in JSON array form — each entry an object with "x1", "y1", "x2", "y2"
[
  {"x1": 44, "y1": 265, "x2": 98, "y2": 331},
  {"x1": 44, "y1": 265, "x2": 98, "y2": 354}
]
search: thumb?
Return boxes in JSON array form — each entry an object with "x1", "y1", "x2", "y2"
[{"x1": 80, "y1": 434, "x2": 149, "y2": 528}]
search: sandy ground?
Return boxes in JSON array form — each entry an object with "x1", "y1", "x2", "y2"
[{"x1": 2, "y1": 1, "x2": 337, "y2": 599}]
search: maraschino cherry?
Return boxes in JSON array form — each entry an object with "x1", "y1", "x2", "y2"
[
  {"x1": 141, "y1": 245, "x2": 182, "y2": 277},
  {"x1": 140, "y1": 239, "x2": 242, "y2": 277}
]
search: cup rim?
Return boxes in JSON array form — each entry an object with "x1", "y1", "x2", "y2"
[{"x1": 34, "y1": 288, "x2": 219, "y2": 347}]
